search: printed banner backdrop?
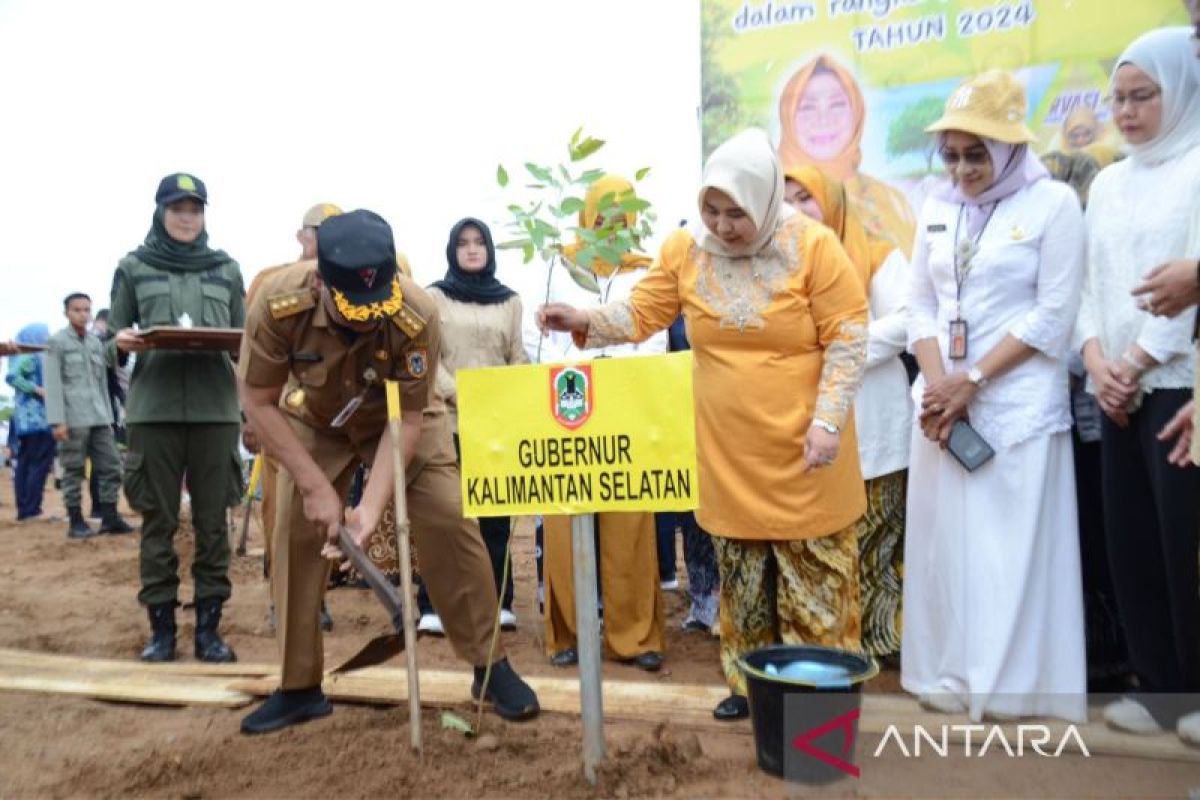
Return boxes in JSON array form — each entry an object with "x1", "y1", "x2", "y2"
[
  {"x1": 457, "y1": 352, "x2": 699, "y2": 517},
  {"x1": 701, "y1": 0, "x2": 1187, "y2": 246}
]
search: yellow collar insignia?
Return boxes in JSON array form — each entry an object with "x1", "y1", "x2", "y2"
[{"x1": 332, "y1": 277, "x2": 404, "y2": 322}]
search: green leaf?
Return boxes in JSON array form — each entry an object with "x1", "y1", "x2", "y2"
[
  {"x1": 525, "y1": 183, "x2": 547, "y2": 190},
  {"x1": 496, "y1": 164, "x2": 509, "y2": 187},
  {"x1": 525, "y1": 162, "x2": 554, "y2": 183},
  {"x1": 596, "y1": 244, "x2": 623, "y2": 264},
  {"x1": 533, "y1": 219, "x2": 561, "y2": 238},
  {"x1": 441, "y1": 711, "x2": 476, "y2": 737},
  {"x1": 570, "y1": 127, "x2": 583, "y2": 149},
  {"x1": 522, "y1": 242, "x2": 535, "y2": 263},
  {"x1": 578, "y1": 228, "x2": 599, "y2": 243},
  {"x1": 558, "y1": 165, "x2": 573, "y2": 184},
  {"x1": 570, "y1": 136, "x2": 606, "y2": 162},
  {"x1": 579, "y1": 169, "x2": 606, "y2": 184},
  {"x1": 562, "y1": 259, "x2": 602, "y2": 293},
  {"x1": 620, "y1": 197, "x2": 651, "y2": 213},
  {"x1": 635, "y1": 167, "x2": 651, "y2": 181},
  {"x1": 560, "y1": 197, "x2": 586, "y2": 214}
]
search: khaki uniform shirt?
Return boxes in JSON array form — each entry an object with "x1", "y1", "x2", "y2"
[
  {"x1": 237, "y1": 261, "x2": 438, "y2": 447},
  {"x1": 426, "y1": 288, "x2": 527, "y2": 430},
  {"x1": 44, "y1": 326, "x2": 113, "y2": 428}
]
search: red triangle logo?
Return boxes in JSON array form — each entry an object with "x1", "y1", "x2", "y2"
[{"x1": 791, "y1": 707, "x2": 860, "y2": 778}]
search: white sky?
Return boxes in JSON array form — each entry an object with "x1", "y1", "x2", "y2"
[{"x1": 0, "y1": 0, "x2": 702, "y2": 342}]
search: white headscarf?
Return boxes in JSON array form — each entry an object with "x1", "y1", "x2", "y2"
[
  {"x1": 1114, "y1": 26, "x2": 1200, "y2": 167},
  {"x1": 695, "y1": 128, "x2": 791, "y2": 257}
]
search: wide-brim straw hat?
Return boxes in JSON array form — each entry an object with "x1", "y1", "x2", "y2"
[{"x1": 926, "y1": 69, "x2": 1035, "y2": 144}]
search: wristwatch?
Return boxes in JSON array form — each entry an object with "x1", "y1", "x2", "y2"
[
  {"x1": 811, "y1": 418, "x2": 839, "y2": 435},
  {"x1": 967, "y1": 366, "x2": 988, "y2": 388}
]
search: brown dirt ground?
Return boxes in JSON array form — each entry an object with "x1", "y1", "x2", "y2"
[{"x1": 1, "y1": 466, "x2": 1199, "y2": 798}]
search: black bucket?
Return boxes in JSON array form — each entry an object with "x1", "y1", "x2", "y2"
[{"x1": 738, "y1": 644, "x2": 877, "y2": 784}]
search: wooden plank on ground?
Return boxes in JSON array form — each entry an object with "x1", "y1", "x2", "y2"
[
  {"x1": 229, "y1": 668, "x2": 726, "y2": 729},
  {"x1": 0, "y1": 664, "x2": 253, "y2": 708},
  {"x1": 0, "y1": 648, "x2": 275, "y2": 678}
]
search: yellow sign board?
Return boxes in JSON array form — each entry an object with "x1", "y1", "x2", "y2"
[{"x1": 457, "y1": 352, "x2": 699, "y2": 517}]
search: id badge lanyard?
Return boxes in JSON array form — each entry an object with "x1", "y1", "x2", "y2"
[{"x1": 949, "y1": 201, "x2": 999, "y2": 360}]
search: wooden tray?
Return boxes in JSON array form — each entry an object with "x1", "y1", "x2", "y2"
[
  {"x1": 140, "y1": 327, "x2": 243, "y2": 352},
  {"x1": 14, "y1": 343, "x2": 47, "y2": 353}
]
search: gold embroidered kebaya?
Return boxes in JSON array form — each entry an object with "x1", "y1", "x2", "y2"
[{"x1": 579, "y1": 215, "x2": 869, "y2": 541}]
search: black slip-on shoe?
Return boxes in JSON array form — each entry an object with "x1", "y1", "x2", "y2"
[
  {"x1": 473, "y1": 658, "x2": 540, "y2": 721},
  {"x1": 241, "y1": 688, "x2": 332, "y2": 735},
  {"x1": 713, "y1": 694, "x2": 749, "y2": 721},
  {"x1": 549, "y1": 647, "x2": 578, "y2": 667},
  {"x1": 626, "y1": 651, "x2": 664, "y2": 672}
]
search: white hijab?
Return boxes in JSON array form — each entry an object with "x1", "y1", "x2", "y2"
[
  {"x1": 1114, "y1": 26, "x2": 1200, "y2": 167},
  {"x1": 695, "y1": 128, "x2": 791, "y2": 257}
]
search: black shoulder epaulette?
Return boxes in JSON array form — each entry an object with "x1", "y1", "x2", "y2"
[
  {"x1": 390, "y1": 301, "x2": 427, "y2": 338},
  {"x1": 268, "y1": 289, "x2": 315, "y2": 320}
]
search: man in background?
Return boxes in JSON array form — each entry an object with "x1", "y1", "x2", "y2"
[{"x1": 44, "y1": 293, "x2": 133, "y2": 539}]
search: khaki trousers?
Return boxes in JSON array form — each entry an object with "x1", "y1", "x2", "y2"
[
  {"x1": 543, "y1": 512, "x2": 665, "y2": 660},
  {"x1": 274, "y1": 413, "x2": 500, "y2": 690}
]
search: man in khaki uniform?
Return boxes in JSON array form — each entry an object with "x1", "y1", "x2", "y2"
[
  {"x1": 243, "y1": 202, "x2": 344, "y2": 632},
  {"x1": 237, "y1": 209, "x2": 538, "y2": 734}
]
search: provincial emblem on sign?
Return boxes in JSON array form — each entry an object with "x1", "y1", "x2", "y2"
[{"x1": 549, "y1": 364, "x2": 593, "y2": 430}]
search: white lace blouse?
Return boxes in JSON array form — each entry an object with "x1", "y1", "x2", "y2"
[{"x1": 1073, "y1": 145, "x2": 1200, "y2": 392}]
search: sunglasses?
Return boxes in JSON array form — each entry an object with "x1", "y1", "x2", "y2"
[{"x1": 939, "y1": 148, "x2": 989, "y2": 167}]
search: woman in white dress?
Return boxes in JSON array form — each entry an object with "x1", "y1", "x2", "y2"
[
  {"x1": 902, "y1": 70, "x2": 1088, "y2": 722},
  {"x1": 1074, "y1": 27, "x2": 1200, "y2": 737}
]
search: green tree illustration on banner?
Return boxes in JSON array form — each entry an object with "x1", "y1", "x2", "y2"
[{"x1": 886, "y1": 96, "x2": 945, "y2": 174}]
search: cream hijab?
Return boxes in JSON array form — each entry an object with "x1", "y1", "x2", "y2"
[
  {"x1": 1114, "y1": 27, "x2": 1200, "y2": 167},
  {"x1": 695, "y1": 128, "x2": 791, "y2": 258}
]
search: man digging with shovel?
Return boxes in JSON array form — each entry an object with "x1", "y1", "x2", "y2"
[{"x1": 237, "y1": 209, "x2": 539, "y2": 734}]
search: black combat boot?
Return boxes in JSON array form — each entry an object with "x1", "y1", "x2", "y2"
[
  {"x1": 140, "y1": 602, "x2": 177, "y2": 662},
  {"x1": 66, "y1": 507, "x2": 96, "y2": 540},
  {"x1": 98, "y1": 503, "x2": 134, "y2": 534},
  {"x1": 194, "y1": 597, "x2": 237, "y2": 663}
]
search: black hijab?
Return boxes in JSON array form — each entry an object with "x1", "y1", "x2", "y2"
[
  {"x1": 430, "y1": 217, "x2": 517, "y2": 305},
  {"x1": 132, "y1": 205, "x2": 233, "y2": 273}
]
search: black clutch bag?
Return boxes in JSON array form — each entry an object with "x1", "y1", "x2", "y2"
[{"x1": 947, "y1": 419, "x2": 995, "y2": 472}]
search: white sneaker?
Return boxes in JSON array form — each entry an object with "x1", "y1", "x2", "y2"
[
  {"x1": 1177, "y1": 711, "x2": 1200, "y2": 746},
  {"x1": 417, "y1": 613, "x2": 445, "y2": 636},
  {"x1": 918, "y1": 692, "x2": 967, "y2": 714},
  {"x1": 660, "y1": 579, "x2": 679, "y2": 591},
  {"x1": 499, "y1": 608, "x2": 518, "y2": 631},
  {"x1": 1103, "y1": 697, "x2": 1162, "y2": 734}
]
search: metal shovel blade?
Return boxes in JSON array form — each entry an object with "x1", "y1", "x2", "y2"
[
  {"x1": 328, "y1": 525, "x2": 412, "y2": 674},
  {"x1": 331, "y1": 633, "x2": 405, "y2": 674}
]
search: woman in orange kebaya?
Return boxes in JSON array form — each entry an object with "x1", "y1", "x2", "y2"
[{"x1": 537, "y1": 130, "x2": 870, "y2": 720}]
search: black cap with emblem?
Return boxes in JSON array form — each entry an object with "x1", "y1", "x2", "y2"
[{"x1": 317, "y1": 209, "x2": 399, "y2": 306}]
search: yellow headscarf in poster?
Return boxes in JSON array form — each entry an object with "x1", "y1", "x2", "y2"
[{"x1": 776, "y1": 54, "x2": 916, "y2": 257}]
